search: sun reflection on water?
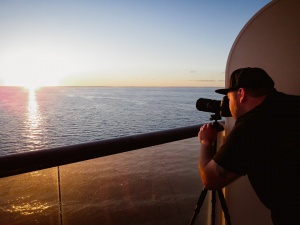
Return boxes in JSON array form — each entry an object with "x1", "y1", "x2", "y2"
[{"x1": 23, "y1": 88, "x2": 43, "y2": 150}]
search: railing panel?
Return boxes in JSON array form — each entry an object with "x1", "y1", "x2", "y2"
[
  {"x1": 59, "y1": 138, "x2": 210, "y2": 225},
  {"x1": 0, "y1": 124, "x2": 217, "y2": 224},
  {"x1": 0, "y1": 168, "x2": 60, "y2": 225}
]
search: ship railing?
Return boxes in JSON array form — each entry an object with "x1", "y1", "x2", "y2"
[{"x1": 0, "y1": 124, "x2": 209, "y2": 178}]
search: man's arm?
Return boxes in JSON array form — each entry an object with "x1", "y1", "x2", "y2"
[{"x1": 198, "y1": 123, "x2": 240, "y2": 190}]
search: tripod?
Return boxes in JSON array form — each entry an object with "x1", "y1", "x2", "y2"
[{"x1": 189, "y1": 117, "x2": 231, "y2": 225}]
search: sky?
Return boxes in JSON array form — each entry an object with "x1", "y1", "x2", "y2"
[{"x1": 0, "y1": 0, "x2": 271, "y2": 88}]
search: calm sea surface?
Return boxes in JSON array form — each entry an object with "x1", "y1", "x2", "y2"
[
  {"x1": 0, "y1": 86, "x2": 222, "y2": 225},
  {"x1": 0, "y1": 86, "x2": 221, "y2": 156}
]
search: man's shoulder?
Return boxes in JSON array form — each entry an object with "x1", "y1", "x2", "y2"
[
  {"x1": 267, "y1": 91, "x2": 300, "y2": 113},
  {"x1": 273, "y1": 91, "x2": 300, "y2": 102}
]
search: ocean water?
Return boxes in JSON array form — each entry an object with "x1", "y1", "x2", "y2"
[
  {"x1": 0, "y1": 86, "x2": 221, "y2": 156},
  {"x1": 0, "y1": 86, "x2": 222, "y2": 225}
]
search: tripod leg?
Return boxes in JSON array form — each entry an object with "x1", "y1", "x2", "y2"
[
  {"x1": 217, "y1": 189, "x2": 232, "y2": 225},
  {"x1": 211, "y1": 191, "x2": 216, "y2": 225},
  {"x1": 189, "y1": 188, "x2": 208, "y2": 225}
]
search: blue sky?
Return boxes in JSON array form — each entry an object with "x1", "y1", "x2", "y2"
[{"x1": 0, "y1": 0, "x2": 270, "y2": 87}]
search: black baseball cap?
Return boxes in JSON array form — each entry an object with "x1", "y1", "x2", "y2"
[{"x1": 215, "y1": 67, "x2": 275, "y2": 95}]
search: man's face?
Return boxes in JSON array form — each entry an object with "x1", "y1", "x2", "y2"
[{"x1": 227, "y1": 90, "x2": 240, "y2": 119}]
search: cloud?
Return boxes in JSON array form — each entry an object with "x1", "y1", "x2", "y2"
[{"x1": 189, "y1": 79, "x2": 225, "y2": 82}]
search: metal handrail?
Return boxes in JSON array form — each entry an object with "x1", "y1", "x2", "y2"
[{"x1": 0, "y1": 123, "x2": 214, "y2": 179}]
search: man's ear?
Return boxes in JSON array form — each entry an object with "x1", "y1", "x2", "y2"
[{"x1": 239, "y1": 88, "x2": 246, "y2": 103}]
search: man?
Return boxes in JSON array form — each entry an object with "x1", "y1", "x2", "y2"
[{"x1": 198, "y1": 67, "x2": 300, "y2": 225}]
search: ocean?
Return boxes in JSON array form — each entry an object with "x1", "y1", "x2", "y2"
[
  {"x1": 0, "y1": 87, "x2": 222, "y2": 225},
  {"x1": 0, "y1": 86, "x2": 221, "y2": 156}
]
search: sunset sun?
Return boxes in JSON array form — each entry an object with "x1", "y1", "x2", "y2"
[
  {"x1": 3, "y1": 75, "x2": 60, "y2": 89},
  {"x1": 1, "y1": 42, "x2": 74, "y2": 89}
]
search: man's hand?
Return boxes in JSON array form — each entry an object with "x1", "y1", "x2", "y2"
[
  {"x1": 198, "y1": 123, "x2": 218, "y2": 146},
  {"x1": 198, "y1": 123, "x2": 240, "y2": 190}
]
